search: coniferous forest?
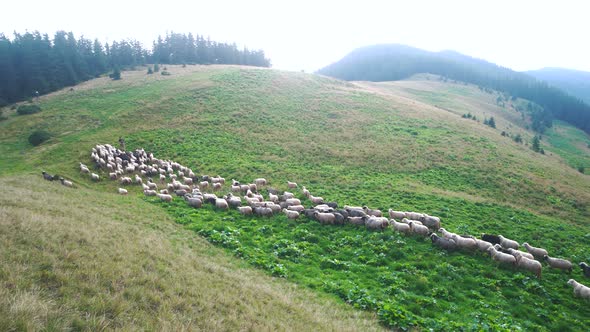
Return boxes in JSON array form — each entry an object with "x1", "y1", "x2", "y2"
[{"x1": 0, "y1": 31, "x2": 270, "y2": 105}]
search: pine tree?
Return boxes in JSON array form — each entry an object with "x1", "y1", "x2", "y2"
[
  {"x1": 488, "y1": 117, "x2": 496, "y2": 128},
  {"x1": 532, "y1": 135, "x2": 541, "y2": 153}
]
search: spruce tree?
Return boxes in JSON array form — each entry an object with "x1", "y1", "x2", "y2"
[{"x1": 532, "y1": 135, "x2": 541, "y2": 153}]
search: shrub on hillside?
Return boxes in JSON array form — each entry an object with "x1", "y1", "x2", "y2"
[
  {"x1": 147, "y1": 66, "x2": 153, "y2": 74},
  {"x1": 161, "y1": 71, "x2": 171, "y2": 76},
  {"x1": 28, "y1": 130, "x2": 51, "y2": 146},
  {"x1": 109, "y1": 67, "x2": 121, "y2": 80},
  {"x1": 17, "y1": 104, "x2": 42, "y2": 115}
]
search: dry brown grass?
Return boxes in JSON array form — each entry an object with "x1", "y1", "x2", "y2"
[{"x1": 0, "y1": 175, "x2": 384, "y2": 331}]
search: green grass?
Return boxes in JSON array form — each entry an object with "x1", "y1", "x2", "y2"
[
  {"x1": 0, "y1": 65, "x2": 589, "y2": 330},
  {"x1": 544, "y1": 120, "x2": 590, "y2": 170}
]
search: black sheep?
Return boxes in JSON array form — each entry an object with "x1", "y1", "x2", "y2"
[
  {"x1": 482, "y1": 234, "x2": 501, "y2": 245},
  {"x1": 579, "y1": 262, "x2": 590, "y2": 278},
  {"x1": 42, "y1": 171, "x2": 54, "y2": 181},
  {"x1": 326, "y1": 202, "x2": 338, "y2": 209}
]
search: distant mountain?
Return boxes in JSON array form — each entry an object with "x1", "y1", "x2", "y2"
[
  {"x1": 526, "y1": 67, "x2": 590, "y2": 104},
  {"x1": 317, "y1": 44, "x2": 590, "y2": 134}
]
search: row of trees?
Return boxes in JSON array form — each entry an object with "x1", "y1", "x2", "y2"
[
  {"x1": 318, "y1": 44, "x2": 590, "y2": 134},
  {"x1": 0, "y1": 31, "x2": 271, "y2": 105}
]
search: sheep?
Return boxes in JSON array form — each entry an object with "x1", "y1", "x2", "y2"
[
  {"x1": 346, "y1": 208, "x2": 366, "y2": 218},
  {"x1": 314, "y1": 204, "x2": 334, "y2": 213},
  {"x1": 336, "y1": 209, "x2": 349, "y2": 219},
  {"x1": 281, "y1": 191, "x2": 294, "y2": 200},
  {"x1": 147, "y1": 182, "x2": 157, "y2": 190},
  {"x1": 211, "y1": 176, "x2": 225, "y2": 184},
  {"x1": 59, "y1": 177, "x2": 73, "y2": 187},
  {"x1": 142, "y1": 184, "x2": 150, "y2": 190},
  {"x1": 231, "y1": 185, "x2": 241, "y2": 192},
  {"x1": 287, "y1": 181, "x2": 298, "y2": 189},
  {"x1": 283, "y1": 209, "x2": 300, "y2": 219},
  {"x1": 226, "y1": 197, "x2": 242, "y2": 209},
  {"x1": 285, "y1": 198, "x2": 301, "y2": 206},
  {"x1": 254, "y1": 206, "x2": 273, "y2": 217},
  {"x1": 388, "y1": 209, "x2": 406, "y2": 220},
  {"x1": 199, "y1": 181, "x2": 209, "y2": 189},
  {"x1": 450, "y1": 234, "x2": 478, "y2": 250},
  {"x1": 498, "y1": 235, "x2": 519, "y2": 250},
  {"x1": 543, "y1": 255, "x2": 573, "y2": 272},
  {"x1": 401, "y1": 217, "x2": 422, "y2": 226},
  {"x1": 409, "y1": 221, "x2": 430, "y2": 236},
  {"x1": 505, "y1": 248, "x2": 535, "y2": 261},
  {"x1": 580, "y1": 262, "x2": 590, "y2": 278},
  {"x1": 421, "y1": 215, "x2": 441, "y2": 230},
  {"x1": 363, "y1": 206, "x2": 383, "y2": 217},
  {"x1": 249, "y1": 183, "x2": 258, "y2": 192},
  {"x1": 215, "y1": 198, "x2": 229, "y2": 210},
  {"x1": 174, "y1": 189, "x2": 188, "y2": 197},
  {"x1": 160, "y1": 189, "x2": 169, "y2": 195},
  {"x1": 80, "y1": 163, "x2": 90, "y2": 173},
  {"x1": 120, "y1": 177, "x2": 132, "y2": 185},
  {"x1": 91, "y1": 173, "x2": 100, "y2": 181},
  {"x1": 255, "y1": 178, "x2": 267, "y2": 186},
  {"x1": 212, "y1": 183, "x2": 222, "y2": 191},
  {"x1": 523, "y1": 242, "x2": 548, "y2": 259},
  {"x1": 348, "y1": 216, "x2": 365, "y2": 226},
  {"x1": 487, "y1": 246, "x2": 516, "y2": 265},
  {"x1": 515, "y1": 256, "x2": 543, "y2": 279},
  {"x1": 238, "y1": 206, "x2": 253, "y2": 215},
  {"x1": 566, "y1": 279, "x2": 590, "y2": 300},
  {"x1": 183, "y1": 177, "x2": 193, "y2": 185},
  {"x1": 287, "y1": 205, "x2": 305, "y2": 212},
  {"x1": 125, "y1": 165, "x2": 135, "y2": 173},
  {"x1": 302, "y1": 186, "x2": 310, "y2": 198},
  {"x1": 109, "y1": 172, "x2": 118, "y2": 180},
  {"x1": 326, "y1": 202, "x2": 338, "y2": 209},
  {"x1": 475, "y1": 239, "x2": 493, "y2": 252},
  {"x1": 118, "y1": 188, "x2": 128, "y2": 195},
  {"x1": 314, "y1": 212, "x2": 335, "y2": 225},
  {"x1": 390, "y1": 219, "x2": 411, "y2": 234},
  {"x1": 184, "y1": 196, "x2": 202, "y2": 208},
  {"x1": 430, "y1": 233, "x2": 457, "y2": 250},
  {"x1": 134, "y1": 174, "x2": 143, "y2": 184},
  {"x1": 481, "y1": 234, "x2": 501, "y2": 245},
  {"x1": 265, "y1": 203, "x2": 281, "y2": 214},
  {"x1": 157, "y1": 193, "x2": 173, "y2": 202},
  {"x1": 143, "y1": 189, "x2": 157, "y2": 196},
  {"x1": 406, "y1": 212, "x2": 424, "y2": 220},
  {"x1": 310, "y1": 195, "x2": 324, "y2": 205},
  {"x1": 159, "y1": 174, "x2": 167, "y2": 182},
  {"x1": 333, "y1": 213, "x2": 346, "y2": 225},
  {"x1": 269, "y1": 193, "x2": 279, "y2": 203}
]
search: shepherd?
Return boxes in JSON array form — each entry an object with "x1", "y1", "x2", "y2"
[{"x1": 118, "y1": 137, "x2": 126, "y2": 151}]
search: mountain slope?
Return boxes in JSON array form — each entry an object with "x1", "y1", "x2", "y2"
[
  {"x1": 1, "y1": 65, "x2": 589, "y2": 330},
  {"x1": 527, "y1": 67, "x2": 590, "y2": 104},
  {"x1": 317, "y1": 44, "x2": 590, "y2": 134}
]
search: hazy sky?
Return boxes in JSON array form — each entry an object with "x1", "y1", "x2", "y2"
[{"x1": 3, "y1": 0, "x2": 589, "y2": 72}]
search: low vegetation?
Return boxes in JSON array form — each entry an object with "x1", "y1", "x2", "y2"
[
  {"x1": 27, "y1": 129, "x2": 51, "y2": 146},
  {"x1": 0, "y1": 65, "x2": 588, "y2": 330},
  {"x1": 16, "y1": 104, "x2": 41, "y2": 115}
]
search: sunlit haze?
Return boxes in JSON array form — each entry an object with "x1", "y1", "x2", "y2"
[{"x1": 3, "y1": 0, "x2": 590, "y2": 72}]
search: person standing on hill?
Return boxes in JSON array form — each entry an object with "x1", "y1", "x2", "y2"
[{"x1": 118, "y1": 137, "x2": 126, "y2": 151}]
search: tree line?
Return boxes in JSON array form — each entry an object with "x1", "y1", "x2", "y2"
[
  {"x1": 0, "y1": 31, "x2": 271, "y2": 105},
  {"x1": 318, "y1": 44, "x2": 590, "y2": 134}
]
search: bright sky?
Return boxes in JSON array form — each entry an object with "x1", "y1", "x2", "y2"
[{"x1": 3, "y1": 0, "x2": 589, "y2": 73}]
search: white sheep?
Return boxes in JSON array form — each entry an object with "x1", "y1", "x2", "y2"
[
  {"x1": 402, "y1": 218, "x2": 423, "y2": 226},
  {"x1": 120, "y1": 177, "x2": 132, "y2": 185},
  {"x1": 287, "y1": 181, "x2": 298, "y2": 189},
  {"x1": 302, "y1": 186, "x2": 310, "y2": 198},
  {"x1": 183, "y1": 177, "x2": 193, "y2": 185},
  {"x1": 314, "y1": 212, "x2": 335, "y2": 225},
  {"x1": 80, "y1": 163, "x2": 90, "y2": 173},
  {"x1": 409, "y1": 221, "x2": 430, "y2": 236},
  {"x1": 287, "y1": 205, "x2": 305, "y2": 212},
  {"x1": 118, "y1": 188, "x2": 128, "y2": 195},
  {"x1": 269, "y1": 193, "x2": 278, "y2": 202},
  {"x1": 59, "y1": 178, "x2": 73, "y2": 187},
  {"x1": 523, "y1": 242, "x2": 548, "y2": 259},
  {"x1": 475, "y1": 239, "x2": 493, "y2": 252},
  {"x1": 282, "y1": 191, "x2": 294, "y2": 199},
  {"x1": 238, "y1": 206, "x2": 253, "y2": 215},
  {"x1": 157, "y1": 193, "x2": 173, "y2": 202},
  {"x1": 450, "y1": 234, "x2": 477, "y2": 250},
  {"x1": 134, "y1": 174, "x2": 143, "y2": 184},
  {"x1": 390, "y1": 219, "x2": 411, "y2": 233},
  {"x1": 567, "y1": 279, "x2": 590, "y2": 300},
  {"x1": 406, "y1": 212, "x2": 424, "y2": 220},
  {"x1": 109, "y1": 172, "x2": 118, "y2": 180},
  {"x1": 543, "y1": 255, "x2": 573, "y2": 272},
  {"x1": 498, "y1": 235, "x2": 519, "y2": 250},
  {"x1": 487, "y1": 246, "x2": 516, "y2": 265},
  {"x1": 91, "y1": 173, "x2": 100, "y2": 181},
  {"x1": 505, "y1": 248, "x2": 535, "y2": 261},
  {"x1": 515, "y1": 256, "x2": 542, "y2": 279},
  {"x1": 231, "y1": 185, "x2": 241, "y2": 192},
  {"x1": 283, "y1": 209, "x2": 300, "y2": 219},
  {"x1": 215, "y1": 198, "x2": 229, "y2": 210},
  {"x1": 200, "y1": 181, "x2": 209, "y2": 189},
  {"x1": 285, "y1": 198, "x2": 302, "y2": 206},
  {"x1": 143, "y1": 189, "x2": 157, "y2": 196},
  {"x1": 148, "y1": 182, "x2": 157, "y2": 190},
  {"x1": 255, "y1": 178, "x2": 267, "y2": 186},
  {"x1": 363, "y1": 206, "x2": 383, "y2": 217},
  {"x1": 310, "y1": 195, "x2": 324, "y2": 205},
  {"x1": 388, "y1": 209, "x2": 406, "y2": 220}
]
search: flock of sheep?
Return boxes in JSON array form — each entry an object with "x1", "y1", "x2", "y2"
[{"x1": 67, "y1": 143, "x2": 590, "y2": 301}]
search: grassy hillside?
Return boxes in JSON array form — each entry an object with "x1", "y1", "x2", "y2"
[
  {"x1": 0, "y1": 175, "x2": 383, "y2": 331},
  {"x1": 1, "y1": 65, "x2": 589, "y2": 330}
]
